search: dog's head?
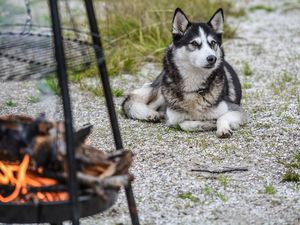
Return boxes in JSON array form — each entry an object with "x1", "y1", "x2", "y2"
[{"x1": 171, "y1": 8, "x2": 224, "y2": 71}]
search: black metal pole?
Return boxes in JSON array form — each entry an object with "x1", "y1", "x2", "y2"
[
  {"x1": 48, "y1": 1, "x2": 80, "y2": 224},
  {"x1": 83, "y1": 1, "x2": 140, "y2": 225}
]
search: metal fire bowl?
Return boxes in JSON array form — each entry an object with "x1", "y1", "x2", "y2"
[{"x1": 0, "y1": 190, "x2": 118, "y2": 224}]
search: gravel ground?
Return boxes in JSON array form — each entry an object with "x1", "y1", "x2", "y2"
[{"x1": 0, "y1": 0, "x2": 299, "y2": 225}]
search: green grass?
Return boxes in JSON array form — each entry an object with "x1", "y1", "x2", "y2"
[
  {"x1": 262, "y1": 184, "x2": 277, "y2": 195},
  {"x1": 280, "y1": 152, "x2": 300, "y2": 182},
  {"x1": 249, "y1": 5, "x2": 275, "y2": 12},
  {"x1": 282, "y1": 170, "x2": 300, "y2": 182},
  {"x1": 177, "y1": 192, "x2": 199, "y2": 203},
  {"x1": 28, "y1": 95, "x2": 41, "y2": 103},
  {"x1": 218, "y1": 175, "x2": 229, "y2": 189},
  {"x1": 95, "y1": 0, "x2": 244, "y2": 76},
  {"x1": 243, "y1": 82, "x2": 252, "y2": 89},
  {"x1": 203, "y1": 185, "x2": 228, "y2": 202},
  {"x1": 5, "y1": 99, "x2": 17, "y2": 107},
  {"x1": 242, "y1": 62, "x2": 253, "y2": 76},
  {"x1": 285, "y1": 116, "x2": 295, "y2": 125},
  {"x1": 68, "y1": 65, "x2": 98, "y2": 83},
  {"x1": 112, "y1": 88, "x2": 124, "y2": 97},
  {"x1": 37, "y1": 77, "x2": 60, "y2": 95},
  {"x1": 270, "y1": 71, "x2": 297, "y2": 96}
]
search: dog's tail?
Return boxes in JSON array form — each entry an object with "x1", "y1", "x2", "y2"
[{"x1": 122, "y1": 72, "x2": 165, "y2": 122}]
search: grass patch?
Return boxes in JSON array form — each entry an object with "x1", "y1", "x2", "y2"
[
  {"x1": 93, "y1": 0, "x2": 244, "y2": 76},
  {"x1": 203, "y1": 185, "x2": 228, "y2": 202},
  {"x1": 112, "y1": 88, "x2": 124, "y2": 97},
  {"x1": 238, "y1": 129, "x2": 254, "y2": 143},
  {"x1": 285, "y1": 116, "x2": 295, "y2": 125},
  {"x1": 5, "y1": 99, "x2": 17, "y2": 107},
  {"x1": 282, "y1": 170, "x2": 300, "y2": 182},
  {"x1": 37, "y1": 77, "x2": 60, "y2": 95},
  {"x1": 68, "y1": 65, "x2": 98, "y2": 83},
  {"x1": 79, "y1": 83, "x2": 103, "y2": 97},
  {"x1": 28, "y1": 95, "x2": 40, "y2": 104},
  {"x1": 218, "y1": 175, "x2": 229, "y2": 189},
  {"x1": 280, "y1": 152, "x2": 300, "y2": 182},
  {"x1": 177, "y1": 192, "x2": 199, "y2": 203},
  {"x1": 242, "y1": 62, "x2": 253, "y2": 76},
  {"x1": 249, "y1": 5, "x2": 275, "y2": 12},
  {"x1": 117, "y1": 108, "x2": 124, "y2": 116},
  {"x1": 243, "y1": 82, "x2": 252, "y2": 89},
  {"x1": 270, "y1": 71, "x2": 297, "y2": 96},
  {"x1": 261, "y1": 184, "x2": 277, "y2": 195}
]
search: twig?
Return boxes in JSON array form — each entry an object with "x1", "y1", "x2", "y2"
[{"x1": 191, "y1": 166, "x2": 248, "y2": 174}]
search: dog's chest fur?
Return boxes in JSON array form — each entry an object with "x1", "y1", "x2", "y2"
[{"x1": 161, "y1": 49, "x2": 226, "y2": 120}]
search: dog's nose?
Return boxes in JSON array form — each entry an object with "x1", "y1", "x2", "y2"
[{"x1": 207, "y1": 55, "x2": 217, "y2": 65}]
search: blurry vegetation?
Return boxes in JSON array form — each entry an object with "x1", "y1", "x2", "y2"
[
  {"x1": 28, "y1": 95, "x2": 41, "y2": 103},
  {"x1": 279, "y1": 152, "x2": 300, "y2": 182},
  {"x1": 5, "y1": 99, "x2": 17, "y2": 107},
  {"x1": 242, "y1": 62, "x2": 253, "y2": 76},
  {"x1": 249, "y1": 5, "x2": 275, "y2": 12},
  {"x1": 203, "y1": 185, "x2": 228, "y2": 202},
  {"x1": 95, "y1": 0, "x2": 244, "y2": 76},
  {"x1": 37, "y1": 77, "x2": 60, "y2": 95},
  {"x1": 260, "y1": 184, "x2": 276, "y2": 195},
  {"x1": 243, "y1": 82, "x2": 252, "y2": 89},
  {"x1": 270, "y1": 71, "x2": 297, "y2": 95},
  {"x1": 177, "y1": 192, "x2": 199, "y2": 203},
  {"x1": 0, "y1": 1, "x2": 24, "y2": 24},
  {"x1": 282, "y1": 170, "x2": 300, "y2": 182}
]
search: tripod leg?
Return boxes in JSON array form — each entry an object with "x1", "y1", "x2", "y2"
[
  {"x1": 83, "y1": 1, "x2": 140, "y2": 225},
  {"x1": 48, "y1": 0, "x2": 80, "y2": 225}
]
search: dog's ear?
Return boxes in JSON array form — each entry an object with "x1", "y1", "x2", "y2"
[
  {"x1": 208, "y1": 8, "x2": 224, "y2": 34},
  {"x1": 172, "y1": 8, "x2": 190, "y2": 35}
]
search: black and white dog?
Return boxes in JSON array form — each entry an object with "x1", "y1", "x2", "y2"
[{"x1": 122, "y1": 8, "x2": 246, "y2": 138}]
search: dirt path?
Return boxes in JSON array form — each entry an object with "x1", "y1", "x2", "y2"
[{"x1": 0, "y1": 0, "x2": 299, "y2": 225}]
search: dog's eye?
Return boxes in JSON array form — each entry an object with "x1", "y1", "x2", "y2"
[
  {"x1": 190, "y1": 41, "x2": 201, "y2": 48},
  {"x1": 211, "y1": 40, "x2": 217, "y2": 47}
]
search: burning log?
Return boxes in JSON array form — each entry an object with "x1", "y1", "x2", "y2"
[{"x1": 0, "y1": 114, "x2": 133, "y2": 203}]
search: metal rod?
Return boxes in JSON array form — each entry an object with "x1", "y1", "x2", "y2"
[
  {"x1": 48, "y1": 1, "x2": 80, "y2": 224},
  {"x1": 83, "y1": 1, "x2": 140, "y2": 224}
]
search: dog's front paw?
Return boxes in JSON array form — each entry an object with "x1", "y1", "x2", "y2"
[
  {"x1": 147, "y1": 111, "x2": 161, "y2": 123},
  {"x1": 230, "y1": 122, "x2": 240, "y2": 130},
  {"x1": 216, "y1": 127, "x2": 233, "y2": 138}
]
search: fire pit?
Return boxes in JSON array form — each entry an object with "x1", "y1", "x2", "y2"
[
  {"x1": 0, "y1": 114, "x2": 132, "y2": 224},
  {"x1": 0, "y1": 194, "x2": 117, "y2": 224},
  {"x1": 0, "y1": 0, "x2": 140, "y2": 224}
]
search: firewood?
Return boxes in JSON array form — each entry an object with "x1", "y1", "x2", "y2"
[
  {"x1": 77, "y1": 172, "x2": 133, "y2": 190},
  {"x1": 0, "y1": 114, "x2": 134, "y2": 200}
]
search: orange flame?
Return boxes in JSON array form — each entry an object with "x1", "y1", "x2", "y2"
[{"x1": 0, "y1": 155, "x2": 68, "y2": 203}]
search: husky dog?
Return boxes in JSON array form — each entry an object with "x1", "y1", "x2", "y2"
[{"x1": 122, "y1": 8, "x2": 246, "y2": 138}]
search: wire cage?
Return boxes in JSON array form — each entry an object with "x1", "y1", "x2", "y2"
[{"x1": 0, "y1": 0, "x2": 139, "y2": 224}]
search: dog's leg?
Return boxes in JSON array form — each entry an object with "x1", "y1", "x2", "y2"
[
  {"x1": 216, "y1": 110, "x2": 245, "y2": 138},
  {"x1": 165, "y1": 108, "x2": 186, "y2": 126},
  {"x1": 122, "y1": 83, "x2": 164, "y2": 122},
  {"x1": 129, "y1": 102, "x2": 161, "y2": 122},
  {"x1": 179, "y1": 120, "x2": 216, "y2": 131},
  {"x1": 166, "y1": 108, "x2": 216, "y2": 131}
]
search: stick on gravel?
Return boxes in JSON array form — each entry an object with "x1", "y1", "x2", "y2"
[{"x1": 191, "y1": 166, "x2": 248, "y2": 173}]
